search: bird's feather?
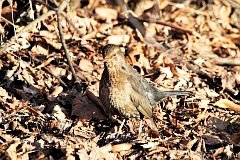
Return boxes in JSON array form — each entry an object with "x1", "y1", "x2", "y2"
[{"x1": 128, "y1": 68, "x2": 191, "y2": 106}]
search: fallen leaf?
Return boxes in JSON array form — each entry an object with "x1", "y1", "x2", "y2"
[
  {"x1": 160, "y1": 67, "x2": 173, "y2": 78},
  {"x1": 79, "y1": 59, "x2": 94, "y2": 72},
  {"x1": 49, "y1": 86, "x2": 63, "y2": 98},
  {"x1": 71, "y1": 93, "x2": 106, "y2": 120},
  {"x1": 95, "y1": 7, "x2": 117, "y2": 22},
  {"x1": 214, "y1": 99, "x2": 240, "y2": 112},
  {"x1": 107, "y1": 35, "x2": 130, "y2": 45},
  {"x1": 112, "y1": 143, "x2": 132, "y2": 152},
  {"x1": 6, "y1": 141, "x2": 21, "y2": 160},
  {"x1": 52, "y1": 105, "x2": 66, "y2": 121},
  {"x1": 134, "y1": 0, "x2": 154, "y2": 17}
]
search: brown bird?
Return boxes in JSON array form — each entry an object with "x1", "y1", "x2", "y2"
[{"x1": 99, "y1": 44, "x2": 191, "y2": 131}]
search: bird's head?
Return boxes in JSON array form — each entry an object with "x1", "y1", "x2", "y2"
[{"x1": 101, "y1": 44, "x2": 126, "y2": 65}]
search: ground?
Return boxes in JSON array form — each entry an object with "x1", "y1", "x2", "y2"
[{"x1": 0, "y1": 0, "x2": 240, "y2": 159}]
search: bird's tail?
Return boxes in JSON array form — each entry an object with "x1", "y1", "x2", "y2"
[
  {"x1": 152, "y1": 90, "x2": 192, "y2": 104},
  {"x1": 160, "y1": 90, "x2": 192, "y2": 98}
]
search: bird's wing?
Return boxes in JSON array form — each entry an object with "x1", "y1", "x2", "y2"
[
  {"x1": 127, "y1": 70, "x2": 159, "y2": 105},
  {"x1": 129, "y1": 89, "x2": 153, "y2": 118},
  {"x1": 128, "y1": 74, "x2": 153, "y2": 118},
  {"x1": 128, "y1": 69, "x2": 192, "y2": 105}
]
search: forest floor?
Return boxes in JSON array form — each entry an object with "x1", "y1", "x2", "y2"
[{"x1": 0, "y1": 0, "x2": 240, "y2": 159}]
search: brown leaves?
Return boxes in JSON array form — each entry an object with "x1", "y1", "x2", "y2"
[
  {"x1": 0, "y1": 0, "x2": 240, "y2": 159},
  {"x1": 95, "y1": 7, "x2": 118, "y2": 22},
  {"x1": 71, "y1": 93, "x2": 106, "y2": 120},
  {"x1": 214, "y1": 99, "x2": 240, "y2": 112}
]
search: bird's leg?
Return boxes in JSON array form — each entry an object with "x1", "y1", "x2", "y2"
[
  {"x1": 138, "y1": 119, "x2": 143, "y2": 138},
  {"x1": 146, "y1": 118, "x2": 160, "y2": 137},
  {"x1": 137, "y1": 113, "x2": 145, "y2": 139},
  {"x1": 116, "y1": 119, "x2": 125, "y2": 137},
  {"x1": 126, "y1": 119, "x2": 135, "y2": 134}
]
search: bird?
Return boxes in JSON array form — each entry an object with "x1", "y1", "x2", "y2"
[{"x1": 99, "y1": 44, "x2": 191, "y2": 132}]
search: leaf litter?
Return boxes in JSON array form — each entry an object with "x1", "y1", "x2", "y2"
[{"x1": 0, "y1": 0, "x2": 240, "y2": 159}]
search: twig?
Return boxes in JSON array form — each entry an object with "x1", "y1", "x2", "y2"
[
  {"x1": 56, "y1": 1, "x2": 84, "y2": 93},
  {"x1": 42, "y1": 66, "x2": 68, "y2": 88},
  {"x1": 0, "y1": 0, "x2": 2, "y2": 17},
  {"x1": 56, "y1": 2, "x2": 75, "y2": 80},
  {"x1": 212, "y1": 57, "x2": 240, "y2": 66},
  {"x1": 0, "y1": 16, "x2": 15, "y2": 26},
  {"x1": 0, "y1": 10, "x2": 55, "y2": 53},
  {"x1": 138, "y1": 17, "x2": 193, "y2": 34},
  {"x1": 33, "y1": 0, "x2": 83, "y2": 36},
  {"x1": 61, "y1": 13, "x2": 84, "y2": 35},
  {"x1": 114, "y1": 0, "x2": 146, "y2": 37},
  {"x1": 114, "y1": 0, "x2": 192, "y2": 36},
  {"x1": 225, "y1": 0, "x2": 240, "y2": 9}
]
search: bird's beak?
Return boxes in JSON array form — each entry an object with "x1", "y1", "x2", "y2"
[{"x1": 103, "y1": 57, "x2": 110, "y2": 62}]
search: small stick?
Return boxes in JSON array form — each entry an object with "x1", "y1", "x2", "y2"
[
  {"x1": 138, "y1": 17, "x2": 193, "y2": 34},
  {"x1": 212, "y1": 58, "x2": 240, "y2": 66},
  {"x1": 42, "y1": 67, "x2": 68, "y2": 88},
  {"x1": 114, "y1": 0, "x2": 146, "y2": 37},
  {"x1": 56, "y1": 1, "x2": 84, "y2": 93}
]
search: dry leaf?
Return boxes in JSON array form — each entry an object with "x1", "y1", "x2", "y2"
[
  {"x1": 43, "y1": 37, "x2": 62, "y2": 50},
  {"x1": 49, "y1": 86, "x2": 63, "y2": 98},
  {"x1": 31, "y1": 43, "x2": 49, "y2": 56},
  {"x1": 134, "y1": 0, "x2": 154, "y2": 17},
  {"x1": 214, "y1": 99, "x2": 240, "y2": 112},
  {"x1": 6, "y1": 141, "x2": 21, "y2": 160},
  {"x1": 90, "y1": 144, "x2": 117, "y2": 160},
  {"x1": 186, "y1": 138, "x2": 198, "y2": 150},
  {"x1": 79, "y1": 59, "x2": 94, "y2": 72},
  {"x1": 160, "y1": 67, "x2": 173, "y2": 78},
  {"x1": 202, "y1": 134, "x2": 223, "y2": 145},
  {"x1": 71, "y1": 93, "x2": 106, "y2": 120},
  {"x1": 195, "y1": 108, "x2": 208, "y2": 123},
  {"x1": 111, "y1": 143, "x2": 132, "y2": 152},
  {"x1": 39, "y1": 30, "x2": 58, "y2": 39},
  {"x1": 95, "y1": 7, "x2": 117, "y2": 22},
  {"x1": 107, "y1": 35, "x2": 130, "y2": 45},
  {"x1": 52, "y1": 105, "x2": 66, "y2": 121},
  {"x1": 213, "y1": 147, "x2": 224, "y2": 158}
]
